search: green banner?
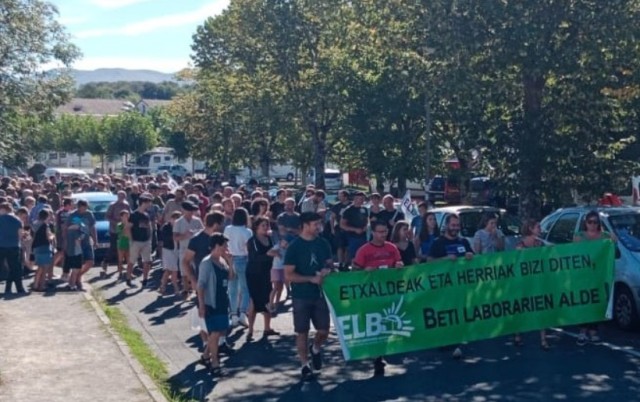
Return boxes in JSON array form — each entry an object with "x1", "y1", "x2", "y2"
[{"x1": 323, "y1": 240, "x2": 615, "y2": 361}]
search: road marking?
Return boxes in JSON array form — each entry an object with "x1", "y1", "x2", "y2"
[{"x1": 551, "y1": 327, "x2": 640, "y2": 359}]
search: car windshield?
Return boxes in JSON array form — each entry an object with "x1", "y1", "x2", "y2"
[
  {"x1": 458, "y1": 210, "x2": 521, "y2": 238},
  {"x1": 607, "y1": 213, "x2": 640, "y2": 252},
  {"x1": 87, "y1": 200, "x2": 111, "y2": 221}
]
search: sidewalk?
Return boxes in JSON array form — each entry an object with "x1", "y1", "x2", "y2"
[{"x1": 0, "y1": 271, "x2": 162, "y2": 402}]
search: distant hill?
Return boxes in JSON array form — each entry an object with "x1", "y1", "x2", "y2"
[{"x1": 70, "y1": 68, "x2": 177, "y2": 86}]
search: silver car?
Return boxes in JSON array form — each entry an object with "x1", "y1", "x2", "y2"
[{"x1": 540, "y1": 206, "x2": 640, "y2": 330}]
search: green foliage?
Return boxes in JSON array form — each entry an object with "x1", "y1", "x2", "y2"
[
  {"x1": 76, "y1": 81, "x2": 185, "y2": 101},
  {"x1": 186, "y1": 0, "x2": 640, "y2": 213},
  {"x1": 0, "y1": 0, "x2": 80, "y2": 166},
  {"x1": 148, "y1": 107, "x2": 190, "y2": 160},
  {"x1": 101, "y1": 112, "x2": 158, "y2": 158}
]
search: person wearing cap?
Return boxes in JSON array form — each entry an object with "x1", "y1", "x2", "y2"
[
  {"x1": 127, "y1": 195, "x2": 154, "y2": 287},
  {"x1": 340, "y1": 191, "x2": 369, "y2": 269},
  {"x1": 197, "y1": 233, "x2": 234, "y2": 375},
  {"x1": 283, "y1": 212, "x2": 333, "y2": 380},
  {"x1": 175, "y1": 201, "x2": 204, "y2": 296}
]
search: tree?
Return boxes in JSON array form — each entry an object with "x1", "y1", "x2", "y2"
[
  {"x1": 147, "y1": 107, "x2": 189, "y2": 161},
  {"x1": 102, "y1": 112, "x2": 157, "y2": 162},
  {"x1": 192, "y1": 0, "x2": 348, "y2": 189},
  {"x1": 422, "y1": 0, "x2": 640, "y2": 217},
  {"x1": 50, "y1": 115, "x2": 100, "y2": 167},
  {"x1": 76, "y1": 81, "x2": 184, "y2": 100},
  {"x1": 0, "y1": 0, "x2": 80, "y2": 165}
]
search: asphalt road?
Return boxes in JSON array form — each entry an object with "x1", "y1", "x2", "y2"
[{"x1": 85, "y1": 264, "x2": 640, "y2": 402}]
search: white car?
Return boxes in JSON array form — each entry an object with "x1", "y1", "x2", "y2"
[
  {"x1": 540, "y1": 206, "x2": 640, "y2": 330},
  {"x1": 153, "y1": 164, "x2": 189, "y2": 178}
]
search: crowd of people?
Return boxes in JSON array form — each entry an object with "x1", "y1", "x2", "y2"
[{"x1": 0, "y1": 171, "x2": 611, "y2": 380}]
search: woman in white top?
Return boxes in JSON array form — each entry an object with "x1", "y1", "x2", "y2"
[
  {"x1": 223, "y1": 207, "x2": 253, "y2": 327},
  {"x1": 472, "y1": 213, "x2": 505, "y2": 254}
]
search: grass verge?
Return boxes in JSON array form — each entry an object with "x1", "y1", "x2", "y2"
[{"x1": 95, "y1": 294, "x2": 194, "y2": 402}]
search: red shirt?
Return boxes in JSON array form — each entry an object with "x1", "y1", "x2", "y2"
[
  {"x1": 353, "y1": 241, "x2": 402, "y2": 269},
  {"x1": 198, "y1": 195, "x2": 210, "y2": 218}
]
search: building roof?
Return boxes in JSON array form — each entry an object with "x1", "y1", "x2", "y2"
[{"x1": 56, "y1": 98, "x2": 170, "y2": 117}]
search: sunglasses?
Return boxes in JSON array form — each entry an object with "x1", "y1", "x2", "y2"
[{"x1": 587, "y1": 220, "x2": 599, "y2": 224}]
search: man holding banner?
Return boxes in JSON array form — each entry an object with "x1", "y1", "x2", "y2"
[
  {"x1": 428, "y1": 213, "x2": 474, "y2": 359},
  {"x1": 284, "y1": 212, "x2": 333, "y2": 380},
  {"x1": 352, "y1": 220, "x2": 404, "y2": 375}
]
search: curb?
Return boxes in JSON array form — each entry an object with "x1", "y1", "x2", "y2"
[{"x1": 81, "y1": 283, "x2": 169, "y2": 402}]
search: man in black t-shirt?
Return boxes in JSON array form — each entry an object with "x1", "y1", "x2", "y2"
[
  {"x1": 376, "y1": 195, "x2": 404, "y2": 240},
  {"x1": 127, "y1": 195, "x2": 152, "y2": 287},
  {"x1": 340, "y1": 191, "x2": 369, "y2": 268},
  {"x1": 330, "y1": 190, "x2": 351, "y2": 271},
  {"x1": 428, "y1": 214, "x2": 474, "y2": 261},
  {"x1": 270, "y1": 189, "x2": 286, "y2": 223},
  {"x1": 182, "y1": 211, "x2": 233, "y2": 354},
  {"x1": 427, "y1": 213, "x2": 473, "y2": 360}
]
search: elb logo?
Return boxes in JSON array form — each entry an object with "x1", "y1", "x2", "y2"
[{"x1": 338, "y1": 297, "x2": 415, "y2": 341}]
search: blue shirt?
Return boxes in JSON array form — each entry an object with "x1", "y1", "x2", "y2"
[{"x1": 0, "y1": 214, "x2": 23, "y2": 248}]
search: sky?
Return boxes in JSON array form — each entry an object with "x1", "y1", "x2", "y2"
[{"x1": 48, "y1": 0, "x2": 230, "y2": 72}]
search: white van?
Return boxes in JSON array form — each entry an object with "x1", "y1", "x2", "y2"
[
  {"x1": 43, "y1": 167, "x2": 91, "y2": 181},
  {"x1": 306, "y1": 168, "x2": 343, "y2": 190}
]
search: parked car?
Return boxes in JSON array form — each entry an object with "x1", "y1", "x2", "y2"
[
  {"x1": 153, "y1": 164, "x2": 189, "y2": 179},
  {"x1": 43, "y1": 167, "x2": 91, "y2": 181},
  {"x1": 540, "y1": 206, "x2": 640, "y2": 330},
  {"x1": 71, "y1": 192, "x2": 117, "y2": 260},
  {"x1": 306, "y1": 168, "x2": 343, "y2": 190},
  {"x1": 427, "y1": 176, "x2": 461, "y2": 205},
  {"x1": 430, "y1": 205, "x2": 522, "y2": 251}
]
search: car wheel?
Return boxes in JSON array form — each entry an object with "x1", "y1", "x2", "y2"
[
  {"x1": 286, "y1": 173, "x2": 294, "y2": 181},
  {"x1": 614, "y1": 285, "x2": 639, "y2": 330}
]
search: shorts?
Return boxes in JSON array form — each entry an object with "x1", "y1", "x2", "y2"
[
  {"x1": 34, "y1": 245, "x2": 54, "y2": 266},
  {"x1": 129, "y1": 241, "x2": 152, "y2": 264},
  {"x1": 334, "y1": 228, "x2": 348, "y2": 249},
  {"x1": 270, "y1": 268, "x2": 285, "y2": 283},
  {"x1": 64, "y1": 254, "x2": 83, "y2": 270},
  {"x1": 205, "y1": 308, "x2": 230, "y2": 333},
  {"x1": 292, "y1": 297, "x2": 330, "y2": 334},
  {"x1": 81, "y1": 244, "x2": 95, "y2": 261},
  {"x1": 162, "y1": 248, "x2": 179, "y2": 272}
]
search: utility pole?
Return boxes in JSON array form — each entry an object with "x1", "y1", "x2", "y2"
[{"x1": 424, "y1": 94, "x2": 432, "y2": 203}]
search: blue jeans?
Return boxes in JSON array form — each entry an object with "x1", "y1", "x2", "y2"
[
  {"x1": 228, "y1": 255, "x2": 249, "y2": 315},
  {"x1": 347, "y1": 236, "x2": 367, "y2": 260}
]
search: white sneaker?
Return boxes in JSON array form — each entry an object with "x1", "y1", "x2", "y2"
[
  {"x1": 452, "y1": 347, "x2": 462, "y2": 359},
  {"x1": 238, "y1": 313, "x2": 249, "y2": 327},
  {"x1": 230, "y1": 314, "x2": 239, "y2": 327}
]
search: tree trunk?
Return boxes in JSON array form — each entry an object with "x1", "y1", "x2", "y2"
[
  {"x1": 311, "y1": 125, "x2": 327, "y2": 189},
  {"x1": 260, "y1": 156, "x2": 270, "y2": 178},
  {"x1": 519, "y1": 72, "x2": 545, "y2": 220}
]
